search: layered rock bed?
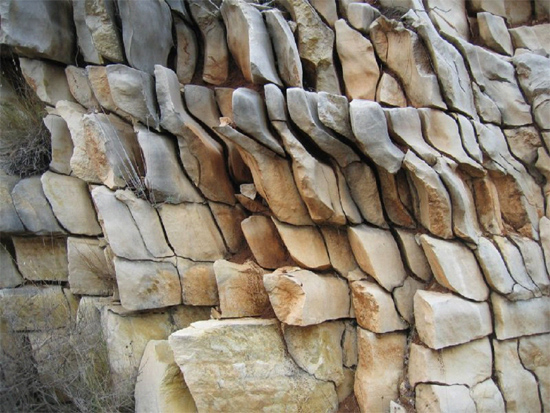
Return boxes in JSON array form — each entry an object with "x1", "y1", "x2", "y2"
[{"x1": 1, "y1": 0, "x2": 550, "y2": 411}]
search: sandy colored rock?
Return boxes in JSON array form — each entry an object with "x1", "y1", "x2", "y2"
[
  {"x1": 348, "y1": 225, "x2": 408, "y2": 292},
  {"x1": 209, "y1": 202, "x2": 246, "y2": 254},
  {"x1": 474, "y1": 237, "x2": 515, "y2": 296},
  {"x1": 472, "y1": 176, "x2": 505, "y2": 235},
  {"x1": 542, "y1": 217, "x2": 550, "y2": 276},
  {"x1": 511, "y1": 235, "x2": 550, "y2": 294},
  {"x1": 471, "y1": 379, "x2": 506, "y2": 413},
  {"x1": 67, "y1": 237, "x2": 113, "y2": 296},
  {"x1": 13, "y1": 236, "x2": 68, "y2": 282},
  {"x1": 177, "y1": 259, "x2": 218, "y2": 306},
  {"x1": 214, "y1": 260, "x2": 270, "y2": 318},
  {"x1": 416, "y1": 384, "x2": 476, "y2": 413},
  {"x1": 44, "y1": 114, "x2": 73, "y2": 175},
  {"x1": 477, "y1": 12, "x2": 512, "y2": 56},
  {"x1": 317, "y1": 92, "x2": 354, "y2": 141},
  {"x1": 174, "y1": 16, "x2": 197, "y2": 84},
  {"x1": 376, "y1": 72, "x2": 407, "y2": 108},
  {"x1": 347, "y1": 3, "x2": 381, "y2": 34},
  {"x1": 414, "y1": 290, "x2": 493, "y2": 350},
  {"x1": 19, "y1": 58, "x2": 75, "y2": 106},
  {"x1": 393, "y1": 277, "x2": 426, "y2": 323},
  {"x1": 425, "y1": 0, "x2": 469, "y2": 39},
  {"x1": 394, "y1": 229, "x2": 432, "y2": 281},
  {"x1": 351, "y1": 280, "x2": 408, "y2": 333},
  {"x1": 379, "y1": 167, "x2": 416, "y2": 228},
  {"x1": 0, "y1": 176, "x2": 25, "y2": 233},
  {"x1": 0, "y1": 243, "x2": 23, "y2": 288},
  {"x1": 491, "y1": 293, "x2": 550, "y2": 340},
  {"x1": 504, "y1": 126, "x2": 543, "y2": 167},
  {"x1": 86, "y1": 65, "x2": 119, "y2": 114},
  {"x1": 65, "y1": 66, "x2": 100, "y2": 109},
  {"x1": 169, "y1": 319, "x2": 338, "y2": 412},
  {"x1": 284, "y1": 321, "x2": 345, "y2": 384},
  {"x1": 241, "y1": 215, "x2": 288, "y2": 269},
  {"x1": 355, "y1": 328, "x2": 406, "y2": 413},
  {"x1": 264, "y1": 268, "x2": 350, "y2": 326},
  {"x1": 509, "y1": 24, "x2": 550, "y2": 56},
  {"x1": 342, "y1": 322, "x2": 358, "y2": 368},
  {"x1": 519, "y1": 334, "x2": 550, "y2": 412},
  {"x1": 321, "y1": 227, "x2": 359, "y2": 279}
]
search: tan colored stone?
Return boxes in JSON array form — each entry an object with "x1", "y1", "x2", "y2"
[
  {"x1": 342, "y1": 322, "x2": 358, "y2": 368},
  {"x1": 519, "y1": 334, "x2": 550, "y2": 412},
  {"x1": 44, "y1": 114, "x2": 73, "y2": 176},
  {"x1": 377, "y1": 168, "x2": 416, "y2": 228},
  {"x1": 474, "y1": 237, "x2": 515, "y2": 296},
  {"x1": 416, "y1": 384, "x2": 476, "y2": 413},
  {"x1": 13, "y1": 236, "x2": 67, "y2": 282},
  {"x1": 414, "y1": 290, "x2": 493, "y2": 350},
  {"x1": 491, "y1": 293, "x2": 550, "y2": 340},
  {"x1": 542, "y1": 217, "x2": 550, "y2": 276},
  {"x1": 86, "y1": 65, "x2": 119, "y2": 115},
  {"x1": 471, "y1": 379, "x2": 506, "y2": 413},
  {"x1": 65, "y1": 66, "x2": 100, "y2": 109},
  {"x1": 170, "y1": 305, "x2": 212, "y2": 331},
  {"x1": 393, "y1": 276, "x2": 426, "y2": 323},
  {"x1": 68, "y1": 237, "x2": 113, "y2": 296},
  {"x1": 264, "y1": 268, "x2": 350, "y2": 326},
  {"x1": 511, "y1": 235, "x2": 550, "y2": 294},
  {"x1": 0, "y1": 243, "x2": 23, "y2": 288},
  {"x1": 504, "y1": 127, "x2": 543, "y2": 167},
  {"x1": 80, "y1": 0, "x2": 124, "y2": 63},
  {"x1": 174, "y1": 16, "x2": 197, "y2": 85},
  {"x1": 241, "y1": 215, "x2": 288, "y2": 269},
  {"x1": 376, "y1": 72, "x2": 407, "y2": 108},
  {"x1": 394, "y1": 230, "x2": 432, "y2": 281},
  {"x1": 209, "y1": 202, "x2": 246, "y2": 254},
  {"x1": 177, "y1": 259, "x2": 218, "y2": 306},
  {"x1": 455, "y1": 114, "x2": 483, "y2": 163},
  {"x1": 509, "y1": 24, "x2": 550, "y2": 55},
  {"x1": 183, "y1": 85, "x2": 220, "y2": 129},
  {"x1": 321, "y1": 227, "x2": 359, "y2": 279},
  {"x1": 19, "y1": 58, "x2": 75, "y2": 106},
  {"x1": 472, "y1": 176, "x2": 505, "y2": 235},
  {"x1": 334, "y1": 164, "x2": 363, "y2": 225},
  {"x1": 347, "y1": 3, "x2": 381, "y2": 34}
]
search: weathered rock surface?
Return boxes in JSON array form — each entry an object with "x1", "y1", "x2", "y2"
[
  {"x1": 317, "y1": 92, "x2": 354, "y2": 141},
  {"x1": 0, "y1": 244, "x2": 23, "y2": 288},
  {"x1": 425, "y1": 0, "x2": 469, "y2": 39},
  {"x1": 241, "y1": 215, "x2": 288, "y2": 269},
  {"x1": 491, "y1": 293, "x2": 550, "y2": 340},
  {"x1": 174, "y1": 16, "x2": 197, "y2": 85},
  {"x1": 13, "y1": 236, "x2": 68, "y2": 282},
  {"x1": 209, "y1": 202, "x2": 246, "y2": 254},
  {"x1": 65, "y1": 66, "x2": 100, "y2": 109},
  {"x1": 509, "y1": 24, "x2": 550, "y2": 55},
  {"x1": 475, "y1": 237, "x2": 516, "y2": 297},
  {"x1": 321, "y1": 227, "x2": 360, "y2": 279},
  {"x1": 519, "y1": 334, "x2": 550, "y2": 412},
  {"x1": 347, "y1": 3, "x2": 381, "y2": 34},
  {"x1": 67, "y1": 237, "x2": 113, "y2": 296},
  {"x1": 376, "y1": 72, "x2": 407, "y2": 108},
  {"x1": 471, "y1": 379, "x2": 506, "y2": 413},
  {"x1": 19, "y1": 59, "x2": 75, "y2": 106},
  {"x1": 511, "y1": 235, "x2": 550, "y2": 294},
  {"x1": 177, "y1": 259, "x2": 218, "y2": 306},
  {"x1": 169, "y1": 319, "x2": 338, "y2": 412},
  {"x1": 477, "y1": 12, "x2": 513, "y2": 56},
  {"x1": 44, "y1": 114, "x2": 73, "y2": 175},
  {"x1": 0, "y1": 176, "x2": 25, "y2": 233},
  {"x1": 264, "y1": 268, "x2": 350, "y2": 326},
  {"x1": 416, "y1": 384, "x2": 476, "y2": 413},
  {"x1": 394, "y1": 230, "x2": 432, "y2": 282}
]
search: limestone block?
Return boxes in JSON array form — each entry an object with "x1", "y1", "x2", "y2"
[
  {"x1": 416, "y1": 384, "x2": 476, "y2": 413},
  {"x1": 11, "y1": 177, "x2": 64, "y2": 234},
  {"x1": 0, "y1": 243, "x2": 23, "y2": 288},
  {"x1": 471, "y1": 379, "x2": 506, "y2": 413},
  {"x1": 394, "y1": 229, "x2": 432, "y2": 281},
  {"x1": 472, "y1": 176, "x2": 505, "y2": 235},
  {"x1": 393, "y1": 276, "x2": 426, "y2": 323},
  {"x1": 348, "y1": 225, "x2": 408, "y2": 291},
  {"x1": 351, "y1": 280, "x2": 408, "y2": 333},
  {"x1": 170, "y1": 305, "x2": 212, "y2": 331},
  {"x1": 177, "y1": 259, "x2": 218, "y2": 306},
  {"x1": 183, "y1": 85, "x2": 221, "y2": 129},
  {"x1": 114, "y1": 258, "x2": 181, "y2": 311},
  {"x1": 468, "y1": 0, "x2": 506, "y2": 19},
  {"x1": 409, "y1": 338, "x2": 492, "y2": 387},
  {"x1": 19, "y1": 58, "x2": 75, "y2": 106},
  {"x1": 355, "y1": 329, "x2": 406, "y2": 413},
  {"x1": 135, "y1": 340, "x2": 196, "y2": 413},
  {"x1": 347, "y1": 3, "x2": 381, "y2": 34},
  {"x1": 0, "y1": 0, "x2": 75, "y2": 64},
  {"x1": 0, "y1": 176, "x2": 25, "y2": 233},
  {"x1": 65, "y1": 66, "x2": 100, "y2": 109},
  {"x1": 474, "y1": 237, "x2": 515, "y2": 296},
  {"x1": 284, "y1": 321, "x2": 345, "y2": 384},
  {"x1": 43, "y1": 114, "x2": 72, "y2": 176},
  {"x1": 414, "y1": 290, "x2": 493, "y2": 350},
  {"x1": 321, "y1": 227, "x2": 359, "y2": 279},
  {"x1": 135, "y1": 125, "x2": 201, "y2": 204},
  {"x1": 425, "y1": 0, "x2": 469, "y2": 39},
  {"x1": 86, "y1": 65, "x2": 118, "y2": 114},
  {"x1": 491, "y1": 293, "x2": 550, "y2": 340},
  {"x1": 169, "y1": 319, "x2": 338, "y2": 412},
  {"x1": 117, "y1": 0, "x2": 172, "y2": 75},
  {"x1": 264, "y1": 9, "x2": 303, "y2": 88},
  {"x1": 317, "y1": 92, "x2": 354, "y2": 141},
  {"x1": 174, "y1": 16, "x2": 197, "y2": 84},
  {"x1": 68, "y1": 237, "x2": 113, "y2": 296},
  {"x1": 370, "y1": 17, "x2": 446, "y2": 109},
  {"x1": 209, "y1": 202, "x2": 246, "y2": 254},
  {"x1": 342, "y1": 322, "x2": 358, "y2": 368},
  {"x1": 493, "y1": 339, "x2": 542, "y2": 413},
  {"x1": 376, "y1": 72, "x2": 407, "y2": 108},
  {"x1": 213, "y1": 260, "x2": 270, "y2": 318},
  {"x1": 221, "y1": 0, "x2": 281, "y2": 86},
  {"x1": 519, "y1": 334, "x2": 550, "y2": 412},
  {"x1": 0, "y1": 286, "x2": 74, "y2": 331},
  {"x1": 13, "y1": 236, "x2": 67, "y2": 281},
  {"x1": 309, "y1": 0, "x2": 337, "y2": 27},
  {"x1": 478, "y1": 12, "x2": 512, "y2": 55},
  {"x1": 509, "y1": 24, "x2": 550, "y2": 55},
  {"x1": 504, "y1": 127, "x2": 543, "y2": 167},
  {"x1": 511, "y1": 235, "x2": 550, "y2": 294},
  {"x1": 542, "y1": 217, "x2": 550, "y2": 276},
  {"x1": 241, "y1": 215, "x2": 288, "y2": 269},
  {"x1": 264, "y1": 268, "x2": 350, "y2": 326},
  {"x1": 158, "y1": 203, "x2": 227, "y2": 262}
]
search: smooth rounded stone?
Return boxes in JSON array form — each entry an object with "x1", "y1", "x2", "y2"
[
  {"x1": 317, "y1": 92, "x2": 354, "y2": 141},
  {"x1": 403, "y1": 151, "x2": 453, "y2": 239},
  {"x1": 474, "y1": 237, "x2": 515, "y2": 296},
  {"x1": 376, "y1": 72, "x2": 407, "y2": 108},
  {"x1": 209, "y1": 202, "x2": 246, "y2": 254},
  {"x1": 19, "y1": 58, "x2": 75, "y2": 106},
  {"x1": 177, "y1": 259, "x2": 218, "y2": 306},
  {"x1": 272, "y1": 218, "x2": 331, "y2": 270},
  {"x1": 13, "y1": 236, "x2": 67, "y2": 281},
  {"x1": 158, "y1": 203, "x2": 227, "y2": 262},
  {"x1": 351, "y1": 280, "x2": 408, "y2": 333},
  {"x1": 504, "y1": 126, "x2": 543, "y2": 166},
  {"x1": 169, "y1": 319, "x2": 338, "y2": 412},
  {"x1": 0, "y1": 0, "x2": 75, "y2": 64},
  {"x1": 232, "y1": 88, "x2": 285, "y2": 156},
  {"x1": 264, "y1": 9, "x2": 303, "y2": 88},
  {"x1": 511, "y1": 235, "x2": 550, "y2": 294},
  {"x1": 425, "y1": 0, "x2": 469, "y2": 40},
  {"x1": 263, "y1": 268, "x2": 351, "y2": 326},
  {"x1": 11, "y1": 177, "x2": 64, "y2": 234},
  {"x1": 100, "y1": 305, "x2": 173, "y2": 400},
  {"x1": 43, "y1": 114, "x2": 72, "y2": 176},
  {"x1": 213, "y1": 260, "x2": 270, "y2": 318},
  {"x1": 67, "y1": 237, "x2": 113, "y2": 296},
  {"x1": 0, "y1": 176, "x2": 25, "y2": 233},
  {"x1": 349, "y1": 100, "x2": 404, "y2": 174},
  {"x1": 355, "y1": 329, "x2": 407, "y2": 413},
  {"x1": 519, "y1": 334, "x2": 550, "y2": 412},
  {"x1": 347, "y1": 3, "x2": 381, "y2": 34},
  {"x1": 188, "y1": 0, "x2": 228, "y2": 85},
  {"x1": 348, "y1": 225, "x2": 408, "y2": 292},
  {"x1": 284, "y1": 321, "x2": 345, "y2": 384},
  {"x1": 135, "y1": 340, "x2": 196, "y2": 413},
  {"x1": 491, "y1": 293, "x2": 550, "y2": 340},
  {"x1": 280, "y1": 0, "x2": 341, "y2": 94},
  {"x1": 394, "y1": 230, "x2": 432, "y2": 282},
  {"x1": 493, "y1": 338, "x2": 542, "y2": 413},
  {"x1": 471, "y1": 379, "x2": 506, "y2": 413},
  {"x1": 409, "y1": 338, "x2": 492, "y2": 388},
  {"x1": 65, "y1": 66, "x2": 100, "y2": 109},
  {"x1": 393, "y1": 276, "x2": 426, "y2": 323},
  {"x1": 0, "y1": 243, "x2": 23, "y2": 288},
  {"x1": 41, "y1": 171, "x2": 101, "y2": 236},
  {"x1": 114, "y1": 258, "x2": 181, "y2": 311},
  {"x1": 241, "y1": 215, "x2": 288, "y2": 270},
  {"x1": 370, "y1": 17, "x2": 447, "y2": 110},
  {"x1": 414, "y1": 290, "x2": 493, "y2": 350},
  {"x1": 0, "y1": 285, "x2": 74, "y2": 331},
  {"x1": 509, "y1": 24, "x2": 550, "y2": 55},
  {"x1": 174, "y1": 16, "x2": 197, "y2": 85},
  {"x1": 105, "y1": 64, "x2": 159, "y2": 129},
  {"x1": 321, "y1": 227, "x2": 359, "y2": 279},
  {"x1": 477, "y1": 12, "x2": 512, "y2": 56},
  {"x1": 91, "y1": 186, "x2": 153, "y2": 260},
  {"x1": 135, "y1": 125, "x2": 201, "y2": 204},
  {"x1": 221, "y1": 0, "x2": 281, "y2": 86},
  {"x1": 117, "y1": 0, "x2": 172, "y2": 75},
  {"x1": 416, "y1": 384, "x2": 476, "y2": 413},
  {"x1": 335, "y1": 20, "x2": 380, "y2": 101}
]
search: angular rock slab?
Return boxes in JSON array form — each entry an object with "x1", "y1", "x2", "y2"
[
  {"x1": 416, "y1": 384, "x2": 476, "y2": 413},
  {"x1": 241, "y1": 215, "x2": 288, "y2": 270},
  {"x1": 414, "y1": 290, "x2": 493, "y2": 350},
  {"x1": 519, "y1": 334, "x2": 550, "y2": 412},
  {"x1": 425, "y1": 0, "x2": 469, "y2": 40},
  {"x1": 393, "y1": 276, "x2": 426, "y2": 324},
  {"x1": 19, "y1": 58, "x2": 75, "y2": 106},
  {"x1": 169, "y1": 319, "x2": 338, "y2": 412},
  {"x1": 0, "y1": 243, "x2": 23, "y2": 288},
  {"x1": 477, "y1": 12, "x2": 513, "y2": 56},
  {"x1": 44, "y1": 114, "x2": 73, "y2": 175},
  {"x1": 317, "y1": 92, "x2": 354, "y2": 141},
  {"x1": 177, "y1": 259, "x2": 218, "y2": 306},
  {"x1": 13, "y1": 236, "x2": 68, "y2": 282},
  {"x1": 65, "y1": 66, "x2": 100, "y2": 109},
  {"x1": 471, "y1": 379, "x2": 506, "y2": 413},
  {"x1": 0, "y1": 176, "x2": 25, "y2": 233},
  {"x1": 474, "y1": 237, "x2": 516, "y2": 297},
  {"x1": 174, "y1": 16, "x2": 198, "y2": 84},
  {"x1": 491, "y1": 293, "x2": 550, "y2": 340},
  {"x1": 67, "y1": 237, "x2": 113, "y2": 296},
  {"x1": 394, "y1": 229, "x2": 432, "y2": 282},
  {"x1": 209, "y1": 202, "x2": 247, "y2": 254},
  {"x1": 264, "y1": 268, "x2": 350, "y2": 326}
]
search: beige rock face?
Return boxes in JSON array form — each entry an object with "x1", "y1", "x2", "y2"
[
  {"x1": 416, "y1": 384, "x2": 476, "y2": 413},
  {"x1": 376, "y1": 72, "x2": 407, "y2": 108},
  {"x1": 169, "y1": 319, "x2": 338, "y2": 412},
  {"x1": 13, "y1": 236, "x2": 68, "y2": 282},
  {"x1": 519, "y1": 334, "x2": 550, "y2": 412},
  {"x1": 510, "y1": 24, "x2": 550, "y2": 55},
  {"x1": 0, "y1": 244, "x2": 23, "y2": 288},
  {"x1": 491, "y1": 293, "x2": 550, "y2": 340},
  {"x1": 174, "y1": 16, "x2": 197, "y2": 85},
  {"x1": 65, "y1": 66, "x2": 100, "y2": 109},
  {"x1": 0, "y1": 176, "x2": 24, "y2": 234},
  {"x1": 394, "y1": 230, "x2": 432, "y2": 281},
  {"x1": 264, "y1": 268, "x2": 350, "y2": 326},
  {"x1": 44, "y1": 114, "x2": 73, "y2": 176},
  {"x1": 393, "y1": 277, "x2": 426, "y2": 323},
  {"x1": 351, "y1": 281, "x2": 408, "y2": 333},
  {"x1": 471, "y1": 379, "x2": 506, "y2": 413},
  {"x1": 475, "y1": 237, "x2": 516, "y2": 297},
  {"x1": 347, "y1": 3, "x2": 381, "y2": 34},
  {"x1": 19, "y1": 58, "x2": 75, "y2": 106},
  {"x1": 414, "y1": 291, "x2": 493, "y2": 350},
  {"x1": 493, "y1": 339, "x2": 542, "y2": 413},
  {"x1": 321, "y1": 227, "x2": 359, "y2": 279},
  {"x1": 209, "y1": 202, "x2": 246, "y2": 254},
  {"x1": 477, "y1": 12, "x2": 513, "y2": 56},
  {"x1": 317, "y1": 92, "x2": 354, "y2": 141},
  {"x1": 241, "y1": 215, "x2": 288, "y2": 269},
  {"x1": 355, "y1": 328, "x2": 406, "y2": 413},
  {"x1": 348, "y1": 225, "x2": 408, "y2": 291},
  {"x1": 213, "y1": 260, "x2": 270, "y2": 318},
  {"x1": 284, "y1": 321, "x2": 345, "y2": 384},
  {"x1": 409, "y1": 338, "x2": 492, "y2": 387},
  {"x1": 177, "y1": 259, "x2": 218, "y2": 306},
  {"x1": 67, "y1": 237, "x2": 113, "y2": 296},
  {"x1": 511, "y1": 235, "x2": 550, "y2": 294},
  {"x1": 472, "y1": 176, "x2": 505, "y2": 235},
  {"x1": 504, "y1": 126, "x2": 543, "y2": 167},
  {"x1": 135, "y1": 340, "x2": 196, "y2": 413},
  {"x1": 425, "y1": 0, "x2": 469, "y2": 39},
  {"x1": 542, "y1": 217, "x2": 550, "y2": 276}
]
